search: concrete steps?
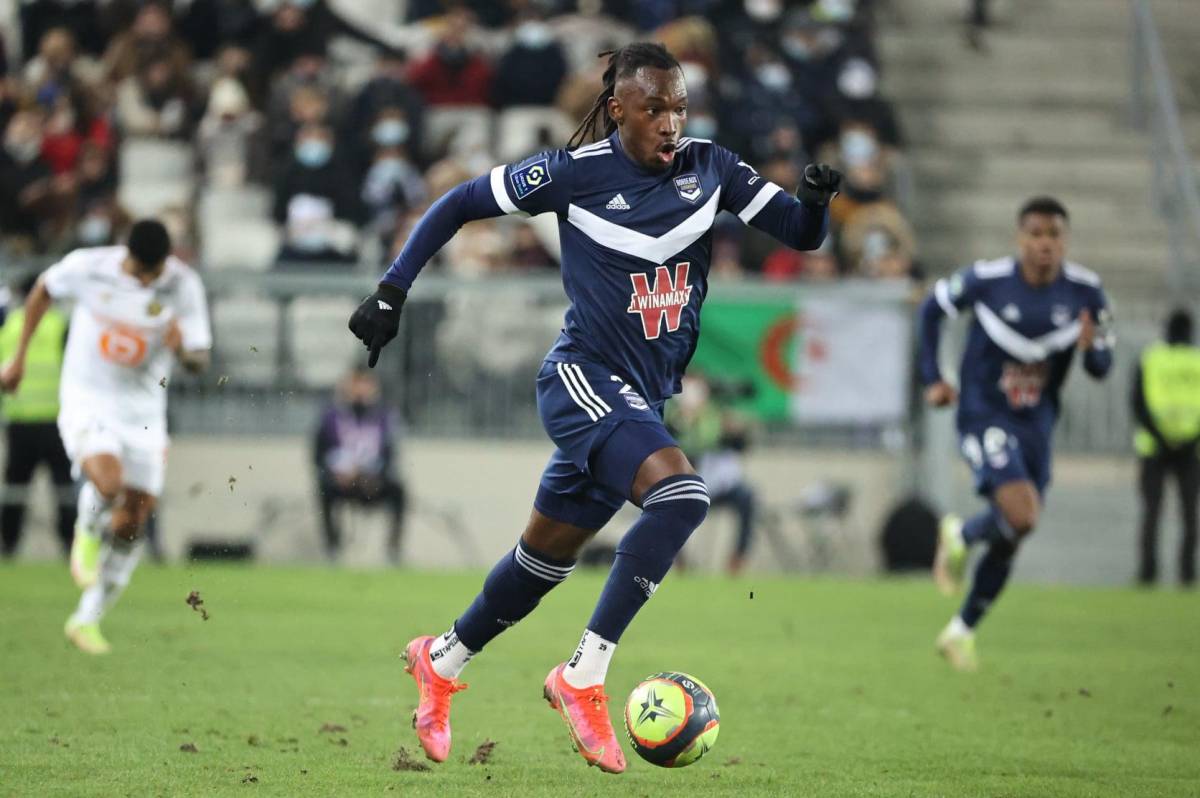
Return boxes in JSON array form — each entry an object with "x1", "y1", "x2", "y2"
[{"x1": 878, "y1": 0, "x2": 1200, "y2": 290}]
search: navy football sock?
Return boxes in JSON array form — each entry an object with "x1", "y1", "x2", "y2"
[
  {"x1": 585, "y1": 475, "x2": 709, "y2": 643},
  {"x1": 961, "y1": 505, "x2": 1016, "y2": 547},
  {"x1": 960, "y1": 539, "x2": 1015, "y2": 628},
  {"x1": 453, "y1": 539, "x2": 576, "y2": 651}
]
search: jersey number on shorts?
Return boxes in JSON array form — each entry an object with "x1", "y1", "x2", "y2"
[
  {"x1": 627, "y1": 262, "x2": 692, "y2": 340},
  {"x1": 99, "y1": 324, "x2": 148, "y2": 367}
]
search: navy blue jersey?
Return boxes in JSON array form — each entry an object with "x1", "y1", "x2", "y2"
[
  {"x1": 919, "y1": 256, "x2": 1114, "y2": 439},
  {"x1": 487, "y1": 132, "x2": 821, "y2": 402}
]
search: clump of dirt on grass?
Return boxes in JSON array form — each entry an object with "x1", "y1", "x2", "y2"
[
  {"x1": 186, "y1": 591, "x2": 209, "y2": 621},
  {"x1": 318, "y1": 723, "x2": 347, "y2": 734},
  {"x1": 180, "y1": 743, "x2": 199, "y2": 753},
  {"x1": 391, "y1": 747, "x2": 431, "y2": 772},
  {"x1": 467, "y1": 740, "x2": 496, "y2": 765}
]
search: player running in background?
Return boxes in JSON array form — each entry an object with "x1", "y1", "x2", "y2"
[
  {"x1": 0, "y1": 220, "x2": 211, "y2": 654},
  {"x1": 917, "y1": 197, "x2": 1114, "y2": 671},
  {"x1": 348, "y1": 43, "x2": 840, "y2": 772}
]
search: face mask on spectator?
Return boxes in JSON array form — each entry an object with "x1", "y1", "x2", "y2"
[
  {"x1": 289, "y1": 0, "x2": 316, "y2": 8},
  {"x1": 437, "y1": 43, "x2": 470, "y2": 70},
  {"x1": 296, "y1": 138, "x2": 332, "y2": 167},
  {"x1": 838, "y1": 58, "x2": 878, "y2": 100},
  {"x1": 78, "y1": 214, "x2": 113, "y2": 245},
  {"x1": 6, "y1": 136, "x2": 42, "y2": 164},
  {"x1": 815, "y1": 0, "x2": 856, "y2": 22},
  {"x1": 840, "y1": 129, "x2": 879, "y2": 167},
  {"x1": 686, "y1": 115, "x2": 718, "y2": 139},
  {"x1": 515, "y1": 21, "x2": 553, "y2": 49},
  {"x1": 756, "y1": 62, "x2": 792, "y2": 92},
  {"x1": 744, "y1": 0, "x2": 782, "y2": 22},
  {"x1": 372, "y1": 119, "x2": 409, "y2": 147}
]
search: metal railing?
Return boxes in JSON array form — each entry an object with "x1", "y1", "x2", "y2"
[{"x1": 1129, "y1": 0, "x2": 1200, "y2": 294}]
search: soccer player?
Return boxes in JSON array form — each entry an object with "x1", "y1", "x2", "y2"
[
  {"x1": 348, "y1": 43, "x2": 840, "y2": 771},
  {"x1": 917, "y1": 197, "x2": 1114, "y2": 671},
  {"x1": 0, "y1": 219, "x2": 211, "y2": 654}
]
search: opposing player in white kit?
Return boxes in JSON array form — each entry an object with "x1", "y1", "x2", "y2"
[{"x1": 0, "y1": 220, "x2": 211, "y2": 654}]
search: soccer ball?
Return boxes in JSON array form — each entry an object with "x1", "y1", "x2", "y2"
[{"x1": 624, "y1": 671, "x2": 719, "y2": 768}]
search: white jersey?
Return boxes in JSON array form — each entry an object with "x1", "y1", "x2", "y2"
[{"x1": 42, "y1": 246, "x2": 211, "y2": 430}]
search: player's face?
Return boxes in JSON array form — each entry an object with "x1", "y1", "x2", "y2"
[
  {"x1": 609, "y1": 66, "x2": 687, "y2": 172},
  {"x1": 1017, "y1": 213, "x2": 1068, "y2": 282}
]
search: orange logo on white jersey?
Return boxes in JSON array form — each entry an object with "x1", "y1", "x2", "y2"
[{"x1": 99, "y1": 325, "x2": 148, "y2": 367}]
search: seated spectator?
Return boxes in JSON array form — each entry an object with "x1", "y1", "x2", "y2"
[
  {"x1": 23, "y1": 28, "x2": 88, "y2": 108},
  {"x1": 71, "y1": 196, "x2": 129, "y2": 249},
  {"x1": 103, "y1": 0, "x2": 191, "y2": 84},
  {"x1": 273, "y1": 123, "x2": 361, "y2": 265},
  {"x1": 0, "y1": 108, "x2": 76, "y2": 252},
  {"x1": 837, "y1": 201, "x2": 917, "y2": 279},
  {"x1": 74, "y1": 140, "x2": 117, "y2": 208},
  {"x1": 720, "y1": 41, "x2": 826, "y2": 162},
  {"x1": 345, "y1": 52, "x2": 425, "y2": 166},
  {"x1": 197, "y1": 76, "x2": 267, "y2": 187},
  {"x1": 39, "y1": 84, "x2": 112, "y2": 175},
  {"x1": 114, "y1": 51, "x2": 195, "y2": 139},
  {"x1": 406, "y1": 8, "x2": 493, "y2": 107},
  {"x1": 313, "y1": 367, "x2": 407, "y2": 564},
  {"x1": 491, "y1": 10, "x2": 569, "y2": 109},
  {"x1": 505, "y1": 224, "x2": 557, "y2": 272},
  {"x1": 266, "y1": 49, "x2": 342, "y2": 161},
  {"x1": 19, "y1": 0, "x2": 107, "y2": 61},
  {"x1": 361, "y1": 136, "x2": 425, "y2": 250}
]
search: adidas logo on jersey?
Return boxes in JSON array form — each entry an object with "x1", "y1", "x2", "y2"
[
  {"x1": 377, "y1": 300, "x2": 393, "y2": 311},
  {"x1": 605, "y1": 193, "x2": 630, "y2": 210}
]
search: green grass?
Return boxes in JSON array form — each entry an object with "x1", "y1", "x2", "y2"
[{"x1": 0, "y1": 563, "x2": 1197, "y2": 797}]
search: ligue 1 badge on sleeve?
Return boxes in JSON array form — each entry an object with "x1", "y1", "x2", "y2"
[
  {"x1": 673, "y1": 173, "x2": 703, "y2": 203},
  {"x1": 146, "y1": 299, "x2": 163, "y2": 316}
]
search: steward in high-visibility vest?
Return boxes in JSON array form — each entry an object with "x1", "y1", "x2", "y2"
[
  {"x1": 1131, "y1": 308, "x2": 1200, "y2": 586},
  {"x1": 0, "y1": 276, "x2": 75, "y2": 559},
  {"x1": 0, "y1": 305, "x2": 66, "y2": 423}
]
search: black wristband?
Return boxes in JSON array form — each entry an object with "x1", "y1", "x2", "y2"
[{"x1": 375, "y1": 282, "x2": 408, "y2": 305}]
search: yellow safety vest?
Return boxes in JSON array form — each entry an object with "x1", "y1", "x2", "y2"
[
  {"x1": 0, "y1": 307, "x2": 66, "y2": 423},
  {"x1": 1134, "y1": 342, "x2": 1200, "y2": 456}
]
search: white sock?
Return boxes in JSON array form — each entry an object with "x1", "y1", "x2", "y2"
[
  {"x1": 948, "y1": 614, "x2": 973, "y2": 637},
  {"x1": 71, "y1": 540, "x2": 142, "y2": 625},
  {"x1": 428, "y1": 626, "x2": 474, "y2": 680},
  {"x1": 563, "y1": 629, "x2": 616, "y2": 688},
  {"x1": 76, "y1": 482, "x2": 113, "y2": 539}
]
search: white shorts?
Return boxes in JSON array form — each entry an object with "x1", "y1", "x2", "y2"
[{"x1": 57, "y1": 406, "x2": 168, "y2": 496}]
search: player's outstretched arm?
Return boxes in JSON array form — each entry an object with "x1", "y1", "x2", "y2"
[
  {"x1": 348, "y1": 174, "x2": 505, "y2": 367},
  {"x1": 0, "y1": 276, "x2": 53, "y2": 393},
  {"x1": 742, "y1": 163, "x2": 842, "y2": 251}
]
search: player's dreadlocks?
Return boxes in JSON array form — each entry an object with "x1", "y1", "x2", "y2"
[{"x1": 567, "y1": 43, "x2": 681, "y2": 150}]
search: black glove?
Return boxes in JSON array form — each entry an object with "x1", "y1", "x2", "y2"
[
  {"x1": 796, "y1": 163, "x2": 843, "y2": 206},
  {"x1": 348, "y1": 283, "x2": 407, "y2": 368}
]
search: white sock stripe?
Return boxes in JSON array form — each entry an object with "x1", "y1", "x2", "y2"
[
  {"x1": 566, "y1": 364, "x2": 613, "y2": 414},
  {"x1": 557, "y1": 363, "x2": 601, "y2": 422},
  {"x1": 643, "y1": 492, "x2": 711, "y2": 508},
  {"x1": 516, "y1": 544, "x2": 575, "y2": 574},
  {"x1": 514, "y1": 546, "x2": 574, "y2": 582},
  {"x1": 642, "y1": 480, "x2": 707, "y2": 503}
]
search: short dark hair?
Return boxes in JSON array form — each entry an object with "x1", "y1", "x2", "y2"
[
  {"x1": 567, "y1": 43, "x2": 681, "y2": 149},
  {"x1": 1166, "y1": 307, "x2": 1194, "y2": 344},
  {"x1": 1018, "y1": 196, "x2": 1069, "y2": 224},
  {"x1": 126, "y1": 219, "x2": 171, "y2": 267}
]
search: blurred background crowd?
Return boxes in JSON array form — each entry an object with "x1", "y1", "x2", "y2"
[{"x1": 0, "y1": 0, "x2": 920, "y2": 284}]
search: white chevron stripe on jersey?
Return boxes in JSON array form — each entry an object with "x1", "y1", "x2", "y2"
[
  {"x1": 974, "y1": 302, "x2": 1083, "y2": 363},
  {"x1": 566, "y1": 189, "x2": 722, "y2": 264}
]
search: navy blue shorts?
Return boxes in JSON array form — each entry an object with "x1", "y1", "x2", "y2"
[
  {"x1": 534, "y1": 358, "x2": 678, "y2": 530},
  {"x1": 958, "y1": 419, "x2": 1051, "y2": 497}
]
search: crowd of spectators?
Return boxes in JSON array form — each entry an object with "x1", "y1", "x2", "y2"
[{"x1": 0, "y1": 0, "x2": 920, "y2": 283}]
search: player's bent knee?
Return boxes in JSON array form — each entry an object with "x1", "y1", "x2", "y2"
[{"x1": 637, "y1": 474, "x2": 710, "y2": 537}]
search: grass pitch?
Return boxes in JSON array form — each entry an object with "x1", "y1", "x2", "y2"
[{"x1": 1, "y1": 562, "x2": 1197, "y2": 797}]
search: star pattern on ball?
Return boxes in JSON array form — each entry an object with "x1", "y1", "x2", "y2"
[{"x1": 637, "y1": 687, "x2": 681, "y2": 726}]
